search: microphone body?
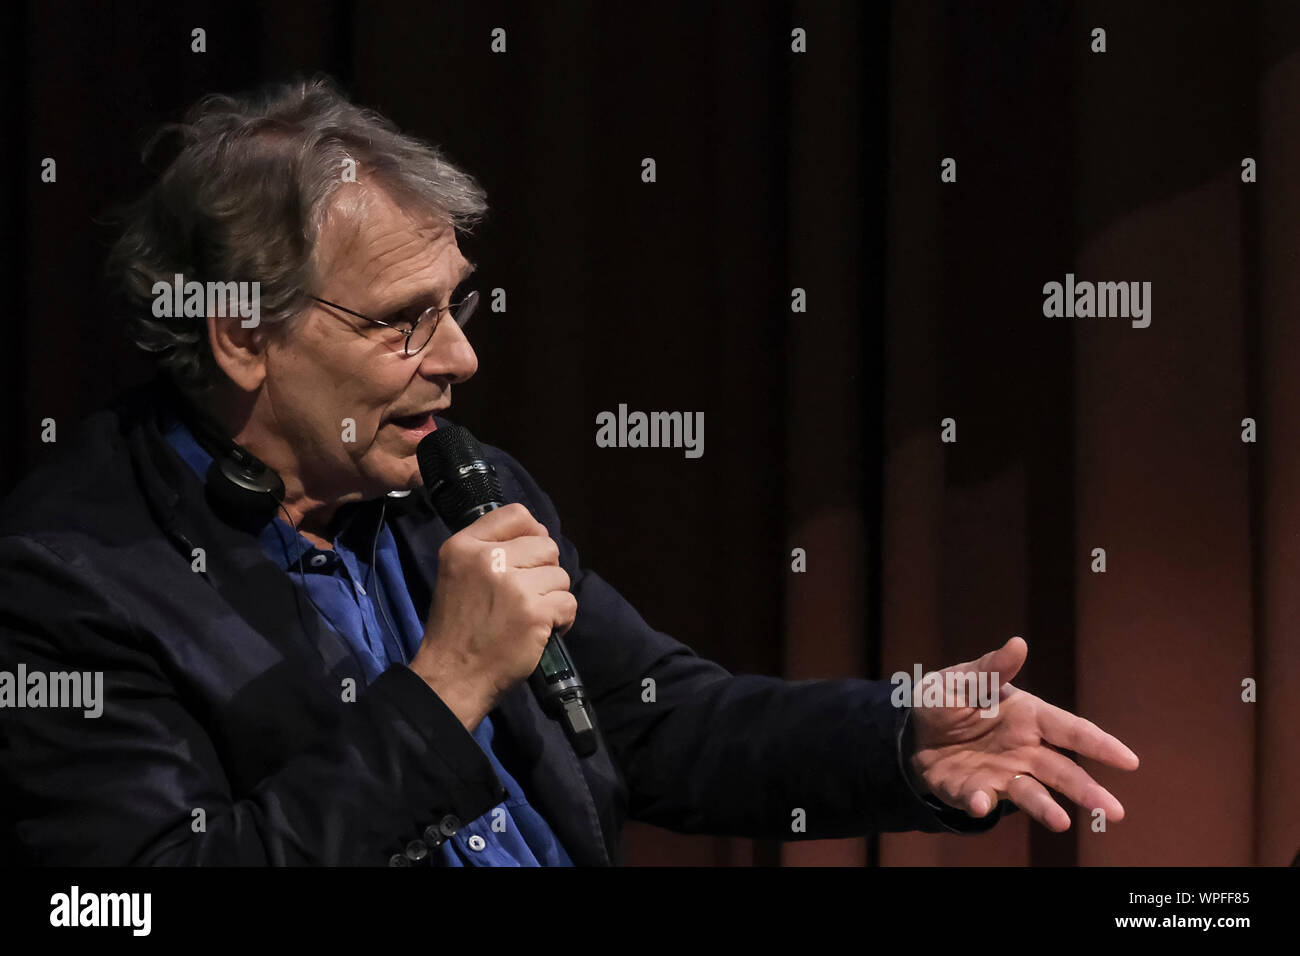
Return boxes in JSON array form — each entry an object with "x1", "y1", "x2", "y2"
[{"x1": 417, "y1": 425, "x2": 599, "y2": 757}]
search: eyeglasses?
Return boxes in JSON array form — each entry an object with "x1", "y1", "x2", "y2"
[{"x1": 310, "y1": 290, "x2": 480, "y2": 356}]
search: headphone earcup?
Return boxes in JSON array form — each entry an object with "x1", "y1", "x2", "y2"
[
  {"x1": 205, "y1": 454, "x2": 285, "y2": 526},
  {"x1": 219, "y1": 449, "x2": 285, "y2": 498}
]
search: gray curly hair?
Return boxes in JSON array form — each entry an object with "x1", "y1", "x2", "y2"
[{"x1": 107, "y1": 75, "x2": 488, "y2": 393}]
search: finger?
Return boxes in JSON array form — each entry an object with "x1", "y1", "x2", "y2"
[
  {"x1": 514, "y1": 564, "x2": 572, "y2": 597},
  {"x1": 545, "y1": 590, "x2": 579, "y2": 635},
  {"x1": 493, "y1": 534, "x2": 561, "y2": 569},
  {"x1": 466, "y1": 502, "x2": 547, "y2": 542},
  {"x1": 955, "y1": 771, "x2": 1005, "y2": 818},
  {"x1": 1027, "y1": 747, "x2": 1127, "y2": 822},
  {"x1": 1002, "y1": 774, "x2": 1071, "y2": 832},
  {"x1": 1037, "y1": 702, "x2": 1140, "y2": 771}
]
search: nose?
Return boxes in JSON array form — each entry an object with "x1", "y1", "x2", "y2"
[{"x1": 417, "y1": 313, "x2": 478, "y2": 384}]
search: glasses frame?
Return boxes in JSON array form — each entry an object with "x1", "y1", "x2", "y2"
[{"x1": 309, "y1": 290, "x2": 480, "y2": 356}]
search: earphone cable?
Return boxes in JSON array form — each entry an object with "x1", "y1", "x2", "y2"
[
  {"x1": 274, "y1": 500, "x2": 335, "y2": 631},
  {"x1": 367, "y1": 501, "x2": 410, "y2": 666}
]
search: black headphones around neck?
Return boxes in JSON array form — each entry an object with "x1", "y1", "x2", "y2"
[
  {"x1": 205, "y1": 437, "x2": 287, "y2": 521},
  {"x1": 157, "y1": 376, "x2": 286, "y2": 524}
]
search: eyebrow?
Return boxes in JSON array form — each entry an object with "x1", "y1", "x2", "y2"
[{"x1": 380, "y1": 259, "x2": 477, "y2": 317}]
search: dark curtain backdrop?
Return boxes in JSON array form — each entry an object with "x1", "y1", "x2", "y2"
[{"x1": 2, "y1": 0, "x2": 1294, "y2": 866}]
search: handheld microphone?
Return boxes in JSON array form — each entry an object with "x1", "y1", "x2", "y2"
[{"x1": 416, "y1": 424, "x2": 599, "y2": 757}]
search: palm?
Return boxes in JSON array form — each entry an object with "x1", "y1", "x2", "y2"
[{"x1": 909, "y1": 637, "x2": 1140, "y2": 832}]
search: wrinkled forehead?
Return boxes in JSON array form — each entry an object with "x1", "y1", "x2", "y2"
[{"x1": 314, "y1": 181, "x2": 461, "y2": 285}]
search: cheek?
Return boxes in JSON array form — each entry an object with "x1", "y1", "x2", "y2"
[
  {"x1": 323, "y1": 388, "x2": 389, "y2": 452},
  {"x1": 269, "y1": 349, "x2": 356, "y2": 447},
  {"x1": 296, "y1": 399, "x2": 382, "y2": 465}
]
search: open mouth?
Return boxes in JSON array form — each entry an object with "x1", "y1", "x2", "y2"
[{"x1": 388, "y1": 410, "x2": 438, "y2": 438}]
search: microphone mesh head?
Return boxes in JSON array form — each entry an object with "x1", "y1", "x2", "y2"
[{"x1": 416, "y1": 424, "x2": 503, "y2": 529}]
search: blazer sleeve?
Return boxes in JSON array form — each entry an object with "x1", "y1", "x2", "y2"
[
  {"x1": 489, "y1": 448, "x2": 1007, "y2": 840},
  {"x1": 0, "y1": 533, "x2": 506, "y2": 866}
]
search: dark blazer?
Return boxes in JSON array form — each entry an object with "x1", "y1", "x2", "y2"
[{"x1": 0, "y1": 378, "x2": 1003, "y2": 865}]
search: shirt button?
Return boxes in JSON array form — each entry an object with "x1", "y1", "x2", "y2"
[
  {"x1": 422, "y1": 824, "x2": 447, "y2": 848},
  {"x1": 388, "y1": 853, "x2": 411, "y2": 867},
  {"x1": 467, "y1": 835, "x2": 486, "y2": 852},
  {"x1": 404, "y1": 839, "x2": 429, "y2": 864},
  {"x1": 310, "y1": 554, "x2": 329, "y2": 568},
  {"x1": 438, "y1": 814, "x2": 461, "y2": 837}
]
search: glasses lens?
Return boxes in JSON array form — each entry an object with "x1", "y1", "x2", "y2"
[
  {"x1": 404, "y1": 291, "x2": 478, "y2": 355},
  {"x1": 453, "y1": 290, "x2": 479, "y2": 329},
  {"x1": 406, "y1": 307, "x2": 438, "y2": 355}
]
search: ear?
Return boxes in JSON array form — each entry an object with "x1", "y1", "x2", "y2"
[{"x1": 207, "y1": 312, "x2": 269, "y2": 393}]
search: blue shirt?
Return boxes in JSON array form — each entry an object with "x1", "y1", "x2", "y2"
[{"x1": 161, "y1": 413, "x2": 573, "y2": 867}]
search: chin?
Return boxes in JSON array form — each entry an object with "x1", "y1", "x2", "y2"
[
  {"x1": 396, "y1": 459, "x2": 423, "y2": 490},
  {"x1": 359, "y1": 458, "x2": 421, "y2": 500}
]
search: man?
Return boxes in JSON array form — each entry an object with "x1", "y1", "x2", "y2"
[{"x1": 0, "y1": 78, "x2": 1137, "y2": 865}]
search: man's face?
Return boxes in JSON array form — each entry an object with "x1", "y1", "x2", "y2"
[{"x1": 257, "y1": 184, "x2": 478, "y2": 503}]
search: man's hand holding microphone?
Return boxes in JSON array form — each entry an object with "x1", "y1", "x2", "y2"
[{"x1": 409, "y1": 503, "x2": 578, "y2": 733}]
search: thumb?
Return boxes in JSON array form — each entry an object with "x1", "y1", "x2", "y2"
[
  {"x1": 948, "y1": 636, "x2": 1027, "y2": 689},
  {"x1": 968, "y1": 787, "x2": 1001, "y2": 818}
]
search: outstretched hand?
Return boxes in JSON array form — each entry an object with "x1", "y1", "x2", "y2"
[{"x1": 908, "y1": 637, "x2": 1139, "y2": 831}]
